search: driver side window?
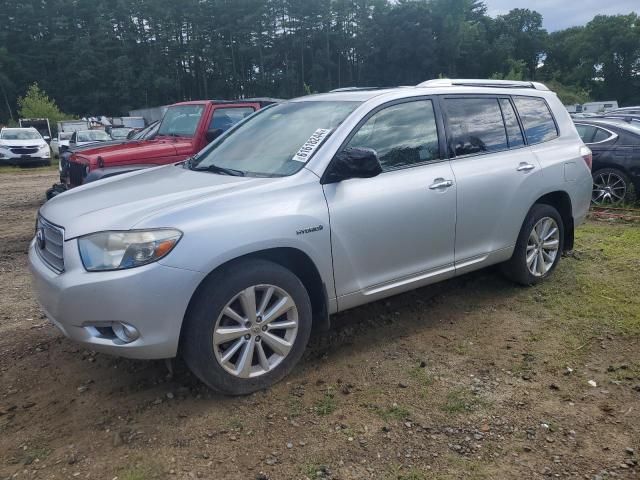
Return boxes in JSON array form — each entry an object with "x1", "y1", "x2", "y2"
[{"x1": 345, "y1": 100, "x2": 440, "y2": 171}]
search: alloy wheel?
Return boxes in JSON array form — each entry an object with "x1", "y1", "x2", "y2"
[
  {"x1": 526, "y1": 217, "x2": 560, "y2": 277},
  {"x1": 213, "y1": 284, "x2": 298, "y2": 378},
  {"x1": 592, "y1": 171, "x2": 627, "y2": 205}
]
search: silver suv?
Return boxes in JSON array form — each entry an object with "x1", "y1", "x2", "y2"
[{"x1": 29, "y1": 79, "x2": 593, "y2": 394}]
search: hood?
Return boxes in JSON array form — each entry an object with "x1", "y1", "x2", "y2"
[
  {"x1": 68, "y1": 139, "x2": 128, "y2": 153},
  {"x1": 0, "y1": 138, "x2": 47, "y2": 147},
  {"x1": 39, "y1": 164, "x2": 287, "y2": 239},
  {"x1": 73, "y1": 138, "x2": 192, "y2": 166}
]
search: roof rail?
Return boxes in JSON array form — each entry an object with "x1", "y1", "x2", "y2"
[
  {"x1": 417, "y1": 78, "x2": 550, "y2": 91},
  {"x1": 329, "y1": 86, "x2": 395, "y2": 92}
]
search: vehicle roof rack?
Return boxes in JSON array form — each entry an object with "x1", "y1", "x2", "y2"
[
  {"x1": 417, "y1": 78, "x2": 550, "y2": 91},
  {"x1": 329, "y1": 86, "x2": 394, "y2": 92}
]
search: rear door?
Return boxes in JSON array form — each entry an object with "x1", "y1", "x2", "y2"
[{"x1": 442, "y1": 95, "x2": 546, "y2": 271}]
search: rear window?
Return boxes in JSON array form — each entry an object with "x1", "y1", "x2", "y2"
[
  {"x1": 513, "y1": 96, "x2": 558, "y2": 144},
  {"x1": 443, "y1": 97, "x2": 508, "y2": 156}
]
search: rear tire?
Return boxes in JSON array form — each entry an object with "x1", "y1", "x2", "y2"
[
  {"x1": 181, "y1": 259, "x2": 312, "y2": 395},
  {"x1": 592, "y1": 168, "x2": 631, "y2": 205},
  {"x1": 502, "y1": 204, "x2": 564, "y2": 286}
]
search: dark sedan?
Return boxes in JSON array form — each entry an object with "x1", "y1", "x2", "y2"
[{"x1": 573, "y1": 118, "x2": 640, "y2": 205}]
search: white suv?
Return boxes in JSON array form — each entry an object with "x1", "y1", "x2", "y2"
[
  {"x1": 29, "y1": 79, "x2": 593, "y2": 394},
  {"x1": 0, "y1": 127, "x2": 51, "y2": 166}
]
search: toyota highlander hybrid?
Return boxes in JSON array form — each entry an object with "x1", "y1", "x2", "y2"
[{"x1": 29, "y1": 79, "x2": 593, "y2": 395}]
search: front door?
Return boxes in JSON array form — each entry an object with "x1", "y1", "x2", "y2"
[{"x1": 323, "y1": 98, "x2": 457, "y2": 310}]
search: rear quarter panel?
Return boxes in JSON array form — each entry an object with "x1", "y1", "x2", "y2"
[{"x1": 530, "y1": 94, "x2": 592, "y2": 225}]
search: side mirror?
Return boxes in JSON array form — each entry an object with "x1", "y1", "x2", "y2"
[
  {"x1": 322, "y1": 147, "x2": 382, "y2": 184},
  {"x1": 206, "y1": 128, "x2": 223, "y2": 143},
  {"x1": 43, "y1": 135, "x2": 51, "y2": 142}
]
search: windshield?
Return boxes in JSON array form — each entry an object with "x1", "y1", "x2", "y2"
[
  {"x1": 77, "y1": 130, "x2": 110, "y2": 142},
  {"x1": 110, "y1": 128, "x2": 132, "y2": 139},
  {"x1": 59, "y1": 132, "x2": 73, "y2": 140},
  {"x1": 158, "y1": 105, "x2": 204, "y2": 138},
  {"x1": 191, "y1": 101, "x2": 360, "y2": 176},
  {"x1": 1, "y1": 129, "x2": 41, "y2": 140}
]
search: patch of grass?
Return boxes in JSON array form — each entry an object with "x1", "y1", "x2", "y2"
[
  {"x1": 288, "y1": 397, "x2": 303, "y2": 418},
  {"x1": 228, "y1": 417, "x2": 244, "y2": 431},
  {"x1": 608, "y1": 362, "x2": 640, "y2": 383},
  {"x1": 511, "y1": 222, "x2": 640, "y2": 364},
  {"x1": 371, "y1": 404, "x2": 411, "y2": 421},
  {"x1": 0, "y1": 163, "x2": 58, "y2": 174},
  {"x1": 441, "y1": 387, "x2": 487, "y2": 414},
  {"x1": 408, "y1": 365, "x2": 435, "y2": 387},
  {"x1": 314, "y1": 390, "x2": 337, "y2": 416},
  {"x1": 21, "y1": 446, "x2": 51, "y2": 466},
  {"x1": 117, "y1": 462, "x2": 162, "y2": 480},
  {"x1": 301, "y1": 462, "x2": 330, "y2": 479}
]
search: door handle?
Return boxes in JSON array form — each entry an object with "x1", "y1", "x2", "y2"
[
  {"x1": 428, "y1": 178, "x2": 454, "y2": 190},
  {"x1": 516, "y1": 162, "x2": 535, "y2": 172}
]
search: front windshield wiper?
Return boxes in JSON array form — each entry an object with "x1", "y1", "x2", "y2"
[{"x1": 192, "y1": 164, "x2": 246, "y2": 176}]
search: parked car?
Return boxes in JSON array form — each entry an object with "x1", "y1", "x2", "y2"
[
  {"x1": 63, "y1": 99, "x2": 279, "y2": 188},
  {"x1": 68, "y1": 130, "x2": 111, "y2": 149},
  {"x1": 608, "y1": 106, "x2": 640, "y2": 116},
  {"x1": 574, "y1": 118, "x2": 640, "y2": 204},
  {"x1": 48, "y1": 121, "x2": 161, "y2": 199},
  {"x1": 50, "y1": 131, "x2": 74, "y2": 158},
  {"x1": 18, "y1": 118, "x2": 52, "y2": 142},
  {"x1": 30, "y1": 79, "x2": 592, "y2": 394},
  {"x1": 0, "y1": 127, "x2": 51, "y2": 166}
]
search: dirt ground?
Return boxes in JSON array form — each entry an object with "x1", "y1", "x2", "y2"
[{"x1": 0, "y1": 168, "x2": 639, "y2": 480}]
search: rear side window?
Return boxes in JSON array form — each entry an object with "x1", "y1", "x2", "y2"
[
  {"x1": 499, "y1": 99, "x2": 525, "y2": 148},
  {"x1": 513, "y1": 96, "x2": 558, "y2": 144},
  {"x1": 592, "y1": 127, "x2": 613, "y2": 143},
  {"x1": 443, "y1": 97, "x2": 508, "y2": 156},
  {"x1": 575, "y1": 124, "x2": 596, "y2": 143},
  {"x1": 209, "y1": 107, "x2": 255, "y2": 133}
]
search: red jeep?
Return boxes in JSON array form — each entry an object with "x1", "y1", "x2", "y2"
[{"x1": 63, "y1": 99, "x2": 278, "y2": 188}]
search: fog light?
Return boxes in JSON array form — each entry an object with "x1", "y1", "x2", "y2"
[{"x1": 112, "y1": 322, "x2": 140, "y2": 343}]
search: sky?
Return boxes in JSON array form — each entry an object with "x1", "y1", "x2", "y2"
[{"x1": 484, "y1": 0, "x2": 640, "y2": 31}]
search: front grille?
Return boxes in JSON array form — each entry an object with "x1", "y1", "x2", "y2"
[
  {"x1": 36, "y1": 216, "x2": 65, "y2": 273},
  {"x1": 10, "y1": 146, "x2": 39, "y2": 155},
  {"x1": 68, "y1": 161, "x2": 87, "y2": 186}
]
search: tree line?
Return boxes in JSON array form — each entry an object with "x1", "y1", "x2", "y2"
[{"x1": 0, "y1": 0, "x2": 638, "y2": 122}]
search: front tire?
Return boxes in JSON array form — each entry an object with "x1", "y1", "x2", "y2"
[
  {"x1": 502, "y1": 204, "x2": 564, "y2": 286},
  {"x1": 181, "y1": 259, "x2": 312, "y2": 395}
]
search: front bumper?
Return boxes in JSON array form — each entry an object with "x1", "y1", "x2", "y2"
[
  {"x1": 0, "y1": 154, "x2": 50, "y2": 166},
  {"x1": 28, "y1": 237, "x2": 206, "y2": 359}
]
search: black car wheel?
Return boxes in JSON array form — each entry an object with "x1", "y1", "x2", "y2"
[
  {"x1": 592, "y1": 168, "x2": 630, "y2": 205},
  {"x1": 181, "y1": 259, "x2": 312, "y2": 395},
  {"x1": 502, "y1": 204, "x2": 564, "y2": 286}
]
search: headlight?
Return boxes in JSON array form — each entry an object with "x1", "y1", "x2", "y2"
[{"x1": 78, "y1": 229, "x2": 182, "y2": 271}]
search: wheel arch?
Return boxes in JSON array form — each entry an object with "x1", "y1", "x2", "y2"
[
  {"x1": 534, "y1": 190, "x2": 574, "y2": 251},
  {"x1": 178, "y1": 247, "x2": 330, "y2": 354}
]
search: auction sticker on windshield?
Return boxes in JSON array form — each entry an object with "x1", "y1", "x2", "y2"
[{"x1": 292, "y1": 129, "x2": 332, "y2": 162}]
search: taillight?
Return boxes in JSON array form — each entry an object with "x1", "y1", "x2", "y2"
[{"x1": 580, "y1": 145, "x2": 592, "y2": 170}]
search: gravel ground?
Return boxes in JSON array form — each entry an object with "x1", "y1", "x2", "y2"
[{"x1": 0, "y1": 168, "x2": 639, "y2": 480}]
